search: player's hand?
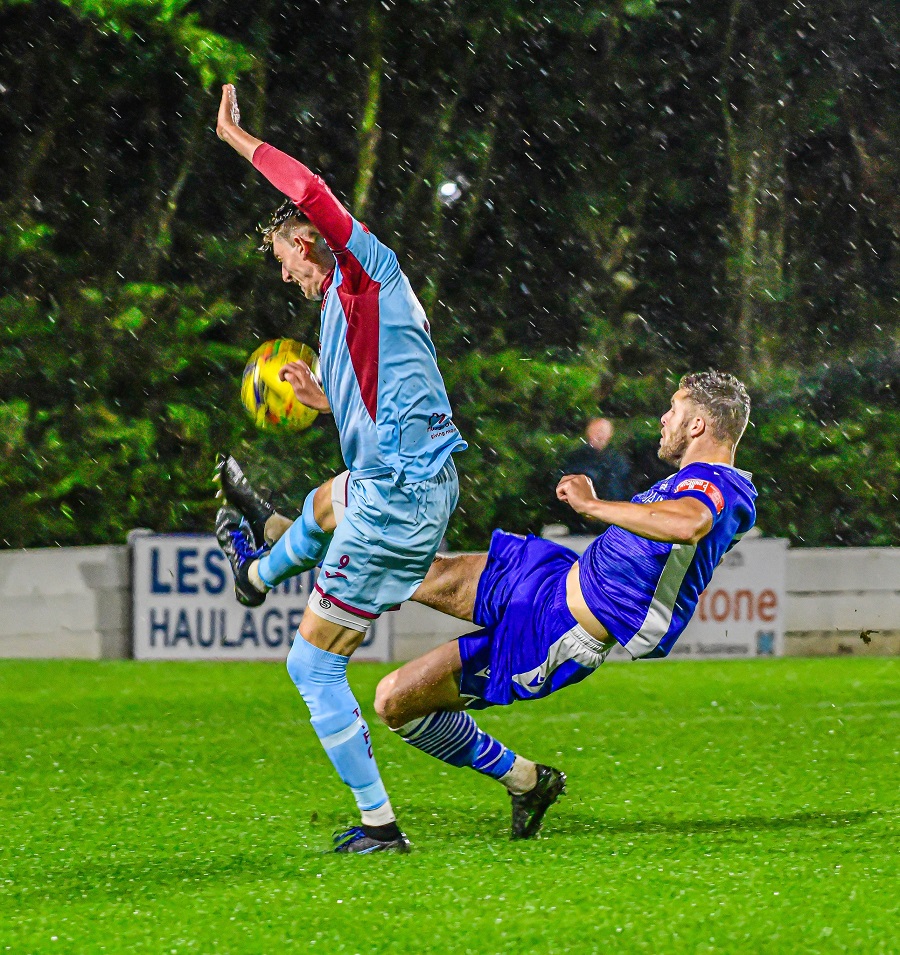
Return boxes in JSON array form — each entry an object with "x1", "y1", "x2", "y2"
[
  {"x1": 216, "y1": 84, "x2": 241, "y2": 140},
  {"x1": 215, "y1": 84, "x2": 264, "y2": 161},
  {"x1": 556, "y1": 474, "x2": 599, "y2": 517},
  {"x1": 279, "y1": 360, "x2": 332, "y2": 413}
]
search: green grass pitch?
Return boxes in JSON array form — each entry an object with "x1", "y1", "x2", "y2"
[{"x1": 1, "y1": 658, "x2": 897, "y2": 953}]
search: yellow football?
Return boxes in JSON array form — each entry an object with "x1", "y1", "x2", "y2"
[{"x1": 240, "y1": 339, "x2": 320, "y2": 431}]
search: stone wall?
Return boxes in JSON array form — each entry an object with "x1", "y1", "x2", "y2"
[{"x1": 0, "y1": 546, "x2": 130, "y2": 659}]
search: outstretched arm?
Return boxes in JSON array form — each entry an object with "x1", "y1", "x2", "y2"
[
  {"x1": 557, "y1": 474, "x2": 712, "y2": 545},
  {"x1": 215, "y1": 84, "x2": 352, "y2": 251},
  {"x1": 215, "y1": 84, "x2": 263, "y2": 160}
]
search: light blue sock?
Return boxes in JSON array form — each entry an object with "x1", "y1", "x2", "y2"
[
  {"x1": 286, "y1": 636, "x2": 389, "y2": 813},
  {"x1": 397, "y1": 710, "x2": 517, "y2": 780},
  {"x1": 257, "y1": 489, "x2": 331, "y2": 588}
]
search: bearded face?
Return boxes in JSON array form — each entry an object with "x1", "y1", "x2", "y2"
[
  {"x1": 658, "y1": 418, "x2": 691, "y2": 466},
  {"x1": 658, "y1": 390, "x2": 695, "y2": 466}
]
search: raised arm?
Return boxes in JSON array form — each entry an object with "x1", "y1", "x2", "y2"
[
  {"x1": 215, "y1": 84, "x2": 352, "y2": 251},
  {"x1": 556, "y1": 474, "x2": 713, "y2": 545},
  {"x1": 215, "y1": 84, "x2": 263, "y2": 159}
]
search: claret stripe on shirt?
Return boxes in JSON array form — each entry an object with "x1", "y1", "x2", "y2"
[{"x1": 253, "y1": 143, "x2": 381, "y2": 420}]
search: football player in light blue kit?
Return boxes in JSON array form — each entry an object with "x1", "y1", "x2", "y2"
[
  {"x1": 371, "y1": 372, "x2": 758, "y2": 838},
  {"x1": 214, "y1": 85, "x2": 465, "y2": 853}
]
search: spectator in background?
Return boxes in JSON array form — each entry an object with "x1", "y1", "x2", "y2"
[{"x1": 553, "y1": 419, "x2": 634, "y2": 534}]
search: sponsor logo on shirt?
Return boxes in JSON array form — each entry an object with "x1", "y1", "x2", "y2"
[
  {"x1": 428, "y1": 412, "x2": 457, "y2": 440},
  {"x1": 676, "y1": 478, "x2": 725, "y2": 513}
]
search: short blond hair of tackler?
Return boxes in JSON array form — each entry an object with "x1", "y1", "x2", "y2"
[{"x1": 679, "y1": 371, "x2": 751, "y2": 445}]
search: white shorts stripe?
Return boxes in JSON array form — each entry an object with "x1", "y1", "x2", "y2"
[
  {"x1": 511, "y1": 626, "x2": 614, "y2": 695},
  {"x1": 307, "y1": 591, "x2": 373, "y2": 633}
]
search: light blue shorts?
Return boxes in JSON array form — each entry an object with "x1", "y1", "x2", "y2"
[{"x1": 312, "y1": 458, "x2": 459, "y2": 620}]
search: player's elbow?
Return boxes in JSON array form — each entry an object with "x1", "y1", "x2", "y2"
[
  {"x1": 663, "y1": 516, "x2": 706, "y2": 545},
  {"x1": 680, "y1": 516, "x2": 710, "y2": 545}
]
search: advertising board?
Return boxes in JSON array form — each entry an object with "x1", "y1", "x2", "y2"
[
  {"x1": 610, "y1": 536, "x2": 788, "y2": 660},
  {"x1": 131, "y1": 533, "x2": 391, "y2": 661}
]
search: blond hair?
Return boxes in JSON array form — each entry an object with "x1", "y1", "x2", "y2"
[
  {"x1": 680, "y1": 371, "x2": 750, "y2": 444},
  {"x1": 258, "y1": 199, "x2": 322, "y2": 251}
]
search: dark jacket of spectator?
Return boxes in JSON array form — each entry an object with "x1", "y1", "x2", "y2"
[{"x1": 554, "y1": 419, "x2": 634, "y2": 532}]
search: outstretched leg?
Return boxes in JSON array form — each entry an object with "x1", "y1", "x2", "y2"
[
  {"x1": 374, "y1": 639, "x2": 565, "y2": 838},
  {"x1": 253, "y1": 480, "x2": 334, "y2": 588}
]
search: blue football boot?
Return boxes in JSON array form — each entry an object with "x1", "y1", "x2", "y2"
[
  {"x1": 215, "y1": 506, "x2": 268, "y2": 607},
  {"x1": 332, "y1": 825, "x2": 411, "y2": 854}
]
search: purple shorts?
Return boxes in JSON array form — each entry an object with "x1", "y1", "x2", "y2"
[{"x1": 458, "y1": 531, "x2": 613, "y2": 708}]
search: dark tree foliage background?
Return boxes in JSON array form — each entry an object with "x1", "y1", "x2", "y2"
[{"x1": 0, "y1": 0, "x2": 898, "y2": 549}]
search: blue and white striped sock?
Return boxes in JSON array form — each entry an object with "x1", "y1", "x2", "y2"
[{"x1": 396, "y1": 710, "x2": 517, "y2": 780}]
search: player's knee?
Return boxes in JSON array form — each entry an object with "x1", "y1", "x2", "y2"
[
  {"x1": 286, "y1": 637, "x2": 306, "y2": 690},
  {"x1": 374, "y1": 673, "x2": 405, "y2": 728},
  {"x1": 264, "y1": 512, "x2": 292, "y2": 545},
  {"x1": 373, "y1": 674, "x2": 393, "y2": 724}
]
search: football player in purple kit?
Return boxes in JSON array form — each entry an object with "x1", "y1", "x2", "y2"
[
  {"x1": 223, "y1": 372, "x2": 756, "y2": 840},
  {"x1": 214, "y1": 84, "x2": 466, "y2": 854},
  {"x1": 372, "y1": 371, "x2": 757, "y2": 838}
]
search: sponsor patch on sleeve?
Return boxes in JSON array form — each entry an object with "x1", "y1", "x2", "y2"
[{"x1": 675, "y1": 478, "x2": 725, "y2": 513}]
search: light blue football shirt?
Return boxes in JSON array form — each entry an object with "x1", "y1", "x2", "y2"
[
  {"x1": 253, "y1": 143, "x2": 466, "y2": 485},
  {"x1": 318, "y1": 219, "x2": 466, "y2": 484}
]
